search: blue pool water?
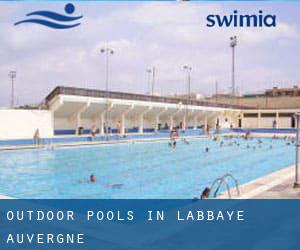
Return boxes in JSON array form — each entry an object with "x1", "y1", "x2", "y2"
[{"x1": 0, "y1": 137, "x2": 295, "y2": 199}]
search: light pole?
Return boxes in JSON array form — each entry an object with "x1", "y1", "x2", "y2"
[
  {"x1": 100, "y1": 47, "x2": 114, "y2": 136},
  {"x1": 215, "y1": 80, "x2": 218, "y2": 103},
  {"x1": 230, "y1": 36, "x2": 237, "y2": 98},
  {"x1": 183, "y1": 65, "x2": 192, "y2": 130},
  {"x1": 8, "y1": 71, "x2": 16, "y2": 108},
  {"x1": 183, "y1": 65, "x2": 192, "y2": 102},
  {"x1": 152, "y1": 66, "x2": 156, "y2": 96},
  {"x1": 100, "y1": 47, "x2": 114, "y2": 93},
  {"x1": 146, "y1": 66, "x2": 156, "y2": 95},
  {"x1": 294, "y1": 113, "x2": 300, "y2": 188},
  {"x1": 146, "y1": 68, "x2": 152, "y2": 95}
]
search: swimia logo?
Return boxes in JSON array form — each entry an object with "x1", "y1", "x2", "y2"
[
  {"x1": 14, "y1": 3, "x2": 83, "y2": 29},
  {"x1": 206, "y1": 10, "x2": 276, "y2": 28}
]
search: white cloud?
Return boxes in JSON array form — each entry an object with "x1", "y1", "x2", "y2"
[{"x1": 0, "y1": 2, "x2": 300, "y2": 106}]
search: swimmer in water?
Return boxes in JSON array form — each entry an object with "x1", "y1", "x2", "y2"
[
  {"x1": 106, "y1": 184, "x2": 124, "y2": 189},
  {"x1": 182, "y1": 138, "x2": 190, "y2": 145},
  {"x1": 205, "y1": 147, "x2": 209, "y2": 153},
  {"x1": 246, "y1": 144, "x2": 250, "y2": 149},
  {"x1": 90, "y1": 174, "x2": 96, "y2": 183}
]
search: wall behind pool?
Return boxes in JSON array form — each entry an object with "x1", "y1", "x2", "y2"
[
  {"x1": 0, "y1": 109, "x2": 54, "y2": 140},
  {"x1": 0, "y1": 129, "x2": 207, "y2": 147}
]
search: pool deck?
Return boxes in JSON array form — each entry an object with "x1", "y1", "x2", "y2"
[
  {"x1": 0, "y1": 194, "x2": 13, "y2": 199},
  {"x1": 219, "y1": 165, "x2": 300, "y2": 199},
  {"x1": 0, "y1": 131, "x2": 296, "y2": 151},
  {"x1": 0, "y1": 134, "x2": 211, "y2": 151}
]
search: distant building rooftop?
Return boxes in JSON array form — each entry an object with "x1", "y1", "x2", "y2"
[
  {"x1": 45, "y1": 86, "x2": 250, "y2": 109},
  {"x1": 266, "y1": 86, "x2": 300, "y2": 97}
]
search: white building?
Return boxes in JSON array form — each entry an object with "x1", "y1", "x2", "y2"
[
  {"x1": 47, "y1": 87, "x2": 239, "y2": 136},
  {"x1": 0, "y1": 86, "x2": 299, "y2": 140}
]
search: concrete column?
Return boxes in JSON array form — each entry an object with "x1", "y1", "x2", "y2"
[
  {"x1": 72, "y1": 102, "x2": 90, "y2": 135},
  {"x1": 182, "y1": 115, "x2": 186, "y2": 130},
  {"x1": 193, "y1": 116, "x2": 198, "y2": 130},
  {"x1": 99, "y1": 112, "x2": 105, "y2": 135},
  {"x1": 169, "y1": 116, "x2": 174, "y2": 130},
  {"x1": 204, "y1": 116, "x2": 208, "y2": 131},
  {"x1": 155, "y1": 116, "x2": 160, "y2": 131},
  {"x1": 76, "y1": 113, "x2": 81, "y2": 135},
  {"x1": 258, "y1": 112, "x2": 261, "y2": 128},
  {"x1": 139, "y1": 114, "x2": 144, "y2": 134},
  {"x1": 121, "y1": 113, "x2": 125, "y2": 135},
  {"x1": 138, "y1": 107, "x2": 152, "y2": 134}
]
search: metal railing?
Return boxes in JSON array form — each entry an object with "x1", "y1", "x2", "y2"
[
  {"x1": 209, "y1": 173, "x2": 240, "y2": 198},
  {"x1": 45, "y1": 86, "x2": 251, "y2": 109}
]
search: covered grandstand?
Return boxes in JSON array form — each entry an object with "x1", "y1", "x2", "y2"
[{"x1": 45, "y1": 86, "x2": 242, "y2": 136}]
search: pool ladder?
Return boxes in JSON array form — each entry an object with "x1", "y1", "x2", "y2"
[{"x1": 209, "y1": 173, "x2": 240, "y2": 199}]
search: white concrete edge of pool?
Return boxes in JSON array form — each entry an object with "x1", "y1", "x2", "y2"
[
  {"x1": 218, "y1": 165, "x2": 295, "y2": 199},
  {"x1": 0, "y1": 194, "x2": 14, "y2": 199},
  {"x1": 0, "y1": 132, "x2": 296, "y2": 151},
  {"x1": 0, "y1": 133, "x2": 216, "y2": 151}
]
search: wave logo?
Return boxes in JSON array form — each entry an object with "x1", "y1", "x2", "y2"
[{"x1": 14, "y1": 3, "x2": 82, "y2": 29}]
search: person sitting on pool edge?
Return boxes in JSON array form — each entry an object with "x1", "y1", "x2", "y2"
[{"x1": 200, "y1": 187, "x2": 211, "y2": 199}]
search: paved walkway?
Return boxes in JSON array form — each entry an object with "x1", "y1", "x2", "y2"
[
  {"x1": 220, "y1": 165, "x2": 300, "y2": 199},
  {"x1": 0, "y1": 134, "x2": 211, "y2": 151}
]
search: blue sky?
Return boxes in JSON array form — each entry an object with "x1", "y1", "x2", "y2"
[{"x1": 0, "y1": 1, "x2": 300, "y2": 106}]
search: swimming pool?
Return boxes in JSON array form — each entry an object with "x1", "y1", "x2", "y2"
[{"x1": 0, "y1": 136, "x2": 295, "y2": 199}]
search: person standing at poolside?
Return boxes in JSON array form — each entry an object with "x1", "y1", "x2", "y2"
[
  {"x1": 116, "y1": 121, "x2": 121, "y2": 135},
  {"x1": 104, "y1": 122, "x2": 107, "y2": 134},
  {"x1": 170, "y1": 127, "x2": 175, "y2": 140},
  {"x1": 272, "y1": 119, "x2": 277, "y2": 129},
  {"x1": 91, "y1": 125, "x2": 97, "y2": 140},
  {"x1": 206, "y1": 126, "x2": 210, "y2": 135},
  {"x1": 33, "y1": 128, "x2": 41, "y2": 145}
]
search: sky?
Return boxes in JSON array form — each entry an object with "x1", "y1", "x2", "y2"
[{"x1": 1, "y1": 1, "x2": 300, "y2": 106}]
